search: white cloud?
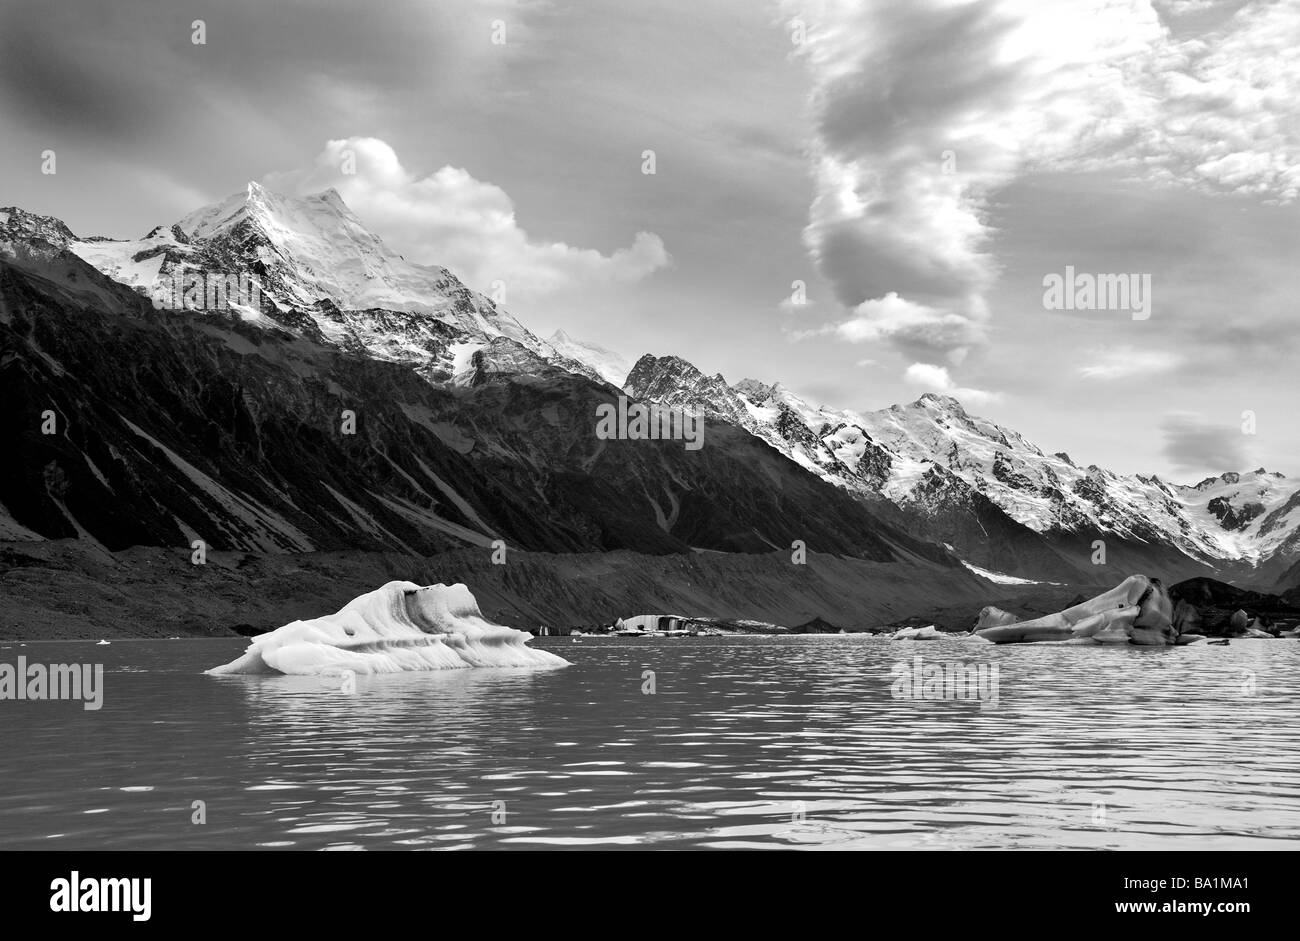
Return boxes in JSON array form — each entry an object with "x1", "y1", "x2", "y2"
[
  {"x1": 903, "y1": 362, "x2": 1000, "y2": 405},
  {"x1": 831, "y1": 293, "x2": 986, "y2": 365},
  {"x1": 264, "y1": 137, "x2": 669, "y2": 301},
  {"x1": 1078, "y1": 347, "x2": 1182, "y2": 380},
  {"x1": 785, "y1": 0, "x2": 1300, "y2": 361}
]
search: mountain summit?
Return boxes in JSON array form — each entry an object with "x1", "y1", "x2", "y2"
[
  {"x1": 546, "y1": 330, "x2": 630, "y2": 387},
  {"x1": 63, "y1": 185, "x2": 603, "y2": 381}
]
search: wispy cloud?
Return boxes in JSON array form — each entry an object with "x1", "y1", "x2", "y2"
[{"x1": 1078, "y1": 347, "x2": 1182, "y2": 380}]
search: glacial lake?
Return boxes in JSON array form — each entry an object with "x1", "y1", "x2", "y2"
[{"x1": 1, "y1": 635, "x2": 1297, "y2": 850}]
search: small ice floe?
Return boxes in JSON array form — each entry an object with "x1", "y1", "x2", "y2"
[
  {"x1": 889, "y1": 625, "x2": 985, "y2": 642},
  {"x1": 890, "y1": 625, "x2": 943, "y2": 641},
  {"x1": 96, "y1": 640, "x2": 111, "y2": 646},
  {"x1": 206, "y1": 581, "x2": 569, "y2": 675}
]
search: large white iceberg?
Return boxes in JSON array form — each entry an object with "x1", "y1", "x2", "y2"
[{"x1": 206, "y1": 581, "x2": 569, "y2": 675}]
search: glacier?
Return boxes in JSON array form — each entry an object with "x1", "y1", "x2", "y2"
[{"x1": 206, "y1": 581, "x2": 569, "y2": 675}]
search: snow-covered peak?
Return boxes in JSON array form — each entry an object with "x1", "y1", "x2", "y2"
[
  {"x1": 624, "y1": 354, "x2": 755, "y2": 428},
  {"x1": 0, "y1": 206, "x2": 78, "y2": 246},
  {"x1": 855, "y1": 404, "x2": 1300, "y2": 565},
  {"x1": 178, "y1": 184, "x2": 380, "y2": 264},
  {"x1": 44, "y1": 183, "x2": 659, "y2": 389},
  {"x1": 916, "y1": 392, "x2": 967, "y2": 413},
  {"x1": 546, "y1": 329, "x2": 631, "y2": 387},
  {"x1": 732, "y1": 378, "x2": 775, "y2": 402},
  {"x1": 171, "y1": 184, "x2": 477, "y2": 318},
  {"x1": 1171, "y1": 468, "x2": 1298, "y2": 560},
  {"x1": 62, "y1": 183, "x2": 561, "y2": 365},
  {"x1": 872, "y1": 395, "x2": 1041, "y2": 463},
  {"x1": 1188, "y1": 469, "x2": 1283, "y2": 492}
]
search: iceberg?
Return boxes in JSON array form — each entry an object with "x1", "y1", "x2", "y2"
[
  {"x1": 974, "y1": 575, "x2": 1180, "y2": 646},
  {"x1": 206, "y1": 581, "x2": 569, "y2": 675},
  {"x1": 974, "y1": 606, "x2": 1021, "y2": 630},
  {"x1": 888, "y1": 625, "x2": 987, "y2": 642},
  {"x1": 889, "y1": 625, "x2": 943, "y2": 640}
]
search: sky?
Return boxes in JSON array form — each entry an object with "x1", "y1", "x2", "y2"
[{"x1": 1, "y1": 0, "x2": 1296, "y2": 481}]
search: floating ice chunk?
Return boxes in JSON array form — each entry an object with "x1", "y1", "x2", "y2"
[
  {"x1": 206, "y1": 581, "x2": 569, "y2": 675},
  {"x1": 889, "y1": 625, "x2": 942, "y2": 640},
  {"x1": 975, "y1": 575, "x2": 1175, "y2": 646},
  {"x1": 889, "y1": 625, "x2": 986, "y2": 641}
]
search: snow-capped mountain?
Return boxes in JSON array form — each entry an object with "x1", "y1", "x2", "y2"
[
  {"x1": 5, "y1": 184, "x2": 1296, "y2": 592},
  {"x1": 625, "y1": 354, "x2": 1300, "y2": 586},
  {"x1": 1178, "y1": 470, "x2": 1300, "y2": 564},
  {"x1": 546, "y1": 330, "x2": 630, "y2": 387},
  {"x1": 624, "y1": 355, "x2": 754, "y2": 428},
  {"x1": 43, "y1": 183, "x2": 610, "y2": 387},
  {"x1": 6, "y1": 184, "x2": 615, "y2": 396},
  {"x1": 0, "y1": 191, "x2": 950, "y2": 582}
]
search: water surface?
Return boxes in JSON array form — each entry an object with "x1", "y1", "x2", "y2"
[{"x1": 1, "y1": 635, "x2": 1296, "y2": 849}]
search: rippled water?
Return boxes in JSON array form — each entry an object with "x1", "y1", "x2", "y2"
[{"x1": 1, "y1": 635, "x2": 1297, "y2": 849}]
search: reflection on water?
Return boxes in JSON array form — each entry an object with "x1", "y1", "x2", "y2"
[{"x1": 1, "y1": 635, "x2": 1297, "y2": 849}]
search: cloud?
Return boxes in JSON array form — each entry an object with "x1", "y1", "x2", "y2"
[
  {"x1": 831, "y1": 293, "x2": 987, "y2": 365},
  {"x1": 785, "y1": 0, "x2": 1300, "y2": 361},
  {"x1": 903, "y1": 362, "x2": 1000, "y2": 406},
  {"x1": 1160, "y1": 412, "x2": 1250, "y2": 474},
  {"x1": 1153, "y1": 0, "x2": 1227, "y2": 13},
  {"x1": 1078, "y1": 347, "x2": 1183, "y2": 380},
  {"x1": 263, "y1": 137, "x2": 669, "y2": 301}
]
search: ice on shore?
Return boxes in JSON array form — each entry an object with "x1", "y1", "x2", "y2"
[{"x1": 206, "y1": 581, "x2": 569, "y2": 675}]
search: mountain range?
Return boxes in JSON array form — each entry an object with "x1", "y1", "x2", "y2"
[
  {"x1": 622, "y1": 354, "x2": 1300, "y2": 587},
  {"x1": 0, "y1": 186, "x2": 944, "y2": 563},
  {"x1": 1, "y1": 183, "x2": 1295, "y2": 639}
]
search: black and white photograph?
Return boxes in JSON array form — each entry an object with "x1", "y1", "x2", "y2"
[{"x1": 0, "y1": 0, "x2": 1294, "y2": 918}]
